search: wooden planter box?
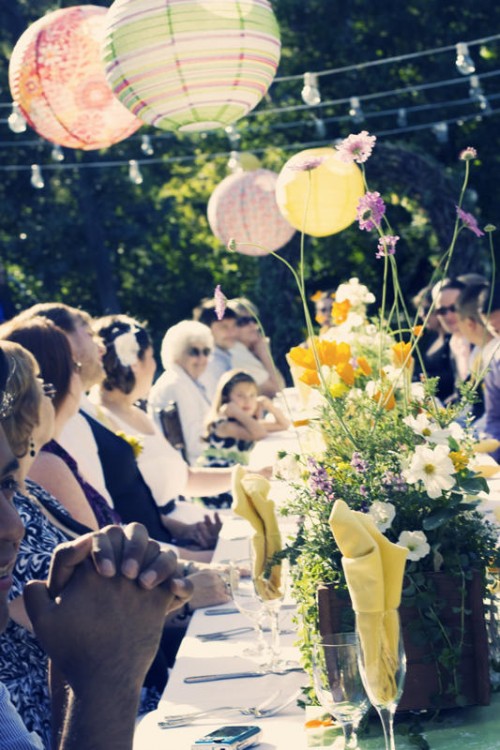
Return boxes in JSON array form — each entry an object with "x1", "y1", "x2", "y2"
[{"x1": 317, "y1": 572, "x2": 491, "y2": 712}]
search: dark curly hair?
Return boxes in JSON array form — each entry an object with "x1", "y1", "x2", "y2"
[
  {"x1": 0, "y1": 341, "x2": 41, "y2": 457},
  {"x1": 93, "y1": 315, "x2": 151, "y2": 395}
]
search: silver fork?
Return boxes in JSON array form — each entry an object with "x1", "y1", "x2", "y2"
[{"x1": 158, "y1": 689, "x2": 300, "y2": 728}]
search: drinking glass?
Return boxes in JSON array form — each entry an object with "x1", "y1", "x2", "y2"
[
  {"x1": 311, "y1": 633, "x2": 370, "y2": 749},
  {"x1": 228, "y1": 560, "x2": 268, "y2": 660},
  {"x1": 249, "y1": 542, "x2": 289, "y2": 671},
  {"x1": 355, "y1": 611, "x2": 406, "y2": 750}
]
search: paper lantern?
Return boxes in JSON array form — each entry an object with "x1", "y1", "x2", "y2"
[
  {"x1": 275, "y1": 148, "x2": 365, "y2": 237},
  {"x1": 208, "y1": 169, "x2": 296, "y2": 255},
  {"x1": 102, "y1": 0, "x2": 281, "y2": 133},
  {"x1": 9, "y1": 6, "x2": 141, "y2": 150}
]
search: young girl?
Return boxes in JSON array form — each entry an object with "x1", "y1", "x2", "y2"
[{"x1": 199, "y1": 370, "x2": 289, "y2": 508}]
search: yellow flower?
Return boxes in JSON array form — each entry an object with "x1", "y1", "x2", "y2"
[
  {"x1": 116, "y1": 430, "x2": 143, "y2": 458},
  {"x1": 391, "y1": 341, "x2": 412, "y2": 369},
  {"x1": 356, "y1": 356, "x2": 372, "y2": 376},
  {"x1": 330, "y1": 382, "x2": 348, "y2": 398},
  {"x1": 449, "y1": 450, "x2": 468, "y2": 472},
  {"x1": 332, "y1": 299, "x2": 351, "y2": 324}
]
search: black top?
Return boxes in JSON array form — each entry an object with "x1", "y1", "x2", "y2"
[{"x1": 80, "y1": 410, "x2": 172, "y2": 544}]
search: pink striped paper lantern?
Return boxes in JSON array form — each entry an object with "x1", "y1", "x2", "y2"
[
  {"x1": 102, "y1": 0, "x2": 281, "y2": 132},
  {"x1": 208, "y1": 169, "x2": 296, "y2": 255},
  {"x1": 9, "y1": 6, "x2": 141, "y2": 150}
]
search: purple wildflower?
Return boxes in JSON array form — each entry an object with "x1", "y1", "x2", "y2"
[
  {"x1": 381, "y1": 470, "x2": 408, "y2": 492},
  {"x1": 214, "y1": 284, "x2": 227, "y2": 320},
  {"x1": 359, "y1": 485, "x2": 369, "y2": 497},
  {"x1": 459, "y1": 147, "x2": 477, "y2": 161},
  {"x1": 308, "y1": 458, "x2": 336, "y2": 501},
  {"x1": 351, "y1": 452, "x2": 369, "y2": 472},
  {"x1": 456, "y1": 206, "x2": 485, "y2": 238},
  {"x1": 356, "y1": 191, "x2": 386, "y2": 231},
  {"x1": 336, "y1": 131, "x2": 376, "y2": 164},
  {"x1": 289, "y1": 155, "x2": 327, "y2": 172},
  {"x1": 375, "y1": 234, "x2": 400, "y2": 259}
]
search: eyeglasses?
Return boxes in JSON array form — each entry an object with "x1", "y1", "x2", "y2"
[
  {"x1": 236, "y1": 316, "x2": 257, "y2": 327},
  {"x1": 435, "y1": 305, "x2": 457, "y2": 316},
  {"x1": 187, "y1": 347, "x2": 211, "y2": 358},
  {"x1": 73, "y1": 360, "x2": 82, "y2": 374}
]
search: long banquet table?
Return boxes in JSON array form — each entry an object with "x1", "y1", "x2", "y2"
[{"x1": 134, "y1": 514, "x2": 500, "y2": 750}]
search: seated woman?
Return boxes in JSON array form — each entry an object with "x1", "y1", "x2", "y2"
[
  {"x1": 0, "y1": 341, "x2": 231, "y2": 744},
  {"x1": 148, "y1": 320, "x2": 213, "y2": 465},
  {"x1": 90, "y1": 315, "x2": 250, "y2": 535},
  {"x1": 0, "y1": 315, "x2": 223, "y2": 557}
]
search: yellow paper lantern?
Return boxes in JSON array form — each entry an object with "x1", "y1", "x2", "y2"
[{"x1": 275, "y1": 147, "x2": 365, "y2": 237}]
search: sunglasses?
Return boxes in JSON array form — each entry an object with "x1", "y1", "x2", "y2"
[
  {"x1": 37, "y1": 378, "x2": 56, "y2": 400},
  {"x1": 236, "y1": 316, "x2": 257, "y2": 327},
  {"x1": 187, "y1": 346, "x2": 211, "y2": 357},
  {"x1": 435, "y1": 305, "x2": 457, "y2": 316}
]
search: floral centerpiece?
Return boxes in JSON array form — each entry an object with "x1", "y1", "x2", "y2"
[{"x1": 228, "y1": 133, "x2": 499, "y2": 712}]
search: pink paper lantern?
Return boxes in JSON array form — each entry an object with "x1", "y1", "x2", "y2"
[
  {"x1": 9, "y1": 6, "x2": 141, "y2": 150},
  {"x1": 208, "y1": 169, "x2": 296, "y2": 256}
]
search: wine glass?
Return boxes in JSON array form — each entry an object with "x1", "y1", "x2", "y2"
[
  {"x1": 311, "y1": 632, "x2": 370, "y2": 749},
  {"x1": 249, "y1": 542, "x2": 289, "y2": 671},
  {"x1": 355, "y1": 610, "x2": 406, "y2": 750},
  {"x1": 228, "y1": 559, "x2": 269, "y2": 661}
]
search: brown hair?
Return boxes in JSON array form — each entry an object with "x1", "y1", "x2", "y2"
[
  {"x1": 0, "y1": 316, "x2": 74, "y2": 412},
  {"x1": 0, "y1": 341, "x2": 41, "y2": 457},
  {"x1": 204, "y1": 369, "x2": 258, "y2": 437},
  {"x1": 93, "y1": 315, "x2": 151, "y2": 395}
]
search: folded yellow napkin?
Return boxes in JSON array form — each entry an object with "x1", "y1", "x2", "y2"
[
  {"x1": 232, "y1": 465, "x2": 283, "y2": 600},
  {"x1": 329, "y1": 499, "x2": 408, "y2": 705}
]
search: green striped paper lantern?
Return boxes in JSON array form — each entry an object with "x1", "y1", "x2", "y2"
[{"x1": 102, "y1": 0, "x2": 281, "y2": 133}]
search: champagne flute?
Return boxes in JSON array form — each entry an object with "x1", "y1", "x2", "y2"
[
  {"x1": 355, "y1": 610, "x2": 406, "y2": 750},
  {"x1": 311, "y1": 633, "x2": 370, "y2": 749}
]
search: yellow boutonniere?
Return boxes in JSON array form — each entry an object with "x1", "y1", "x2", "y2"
[{"x1": 116, "y1": 430, "x2": 143, "y2": 458}]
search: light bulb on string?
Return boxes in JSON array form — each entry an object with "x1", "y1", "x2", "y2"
[
  {"x1": 8, "y1": 103, "x2": 27, "y2": 134},
  {"x1": 51, "y1": 144, "x2": 64, "y2": 162},
  {"x1": 469, "y1": 76, "x2": 492, "y2": 113},
  {"x1": 313, "y1": 116, "x2": 326, "y2": 139},
  {"x1": 397, "y1": 108, "x2": 407, "y2": 128},
  {"x1": 227, "y1": 150, "x2": 243, "y2": 173},
  {"x1": 349, "y1": 96, "x2": 364, "y2": 124},
  {"x1": 455, "y1": 43, "x2": 475, "y2": 76},
  {"x1": 128, "y1": 160, "x2": 143, "y2": 185},
  {"x1": 141, "y1": 135, "x2": 154, "y2": 156},
  {"x1": 301, "y1": 72, "x2": 321, "y2": 106},
  {"x1": 30, "y1": 164, "x2": 45, "y2": 189},
  {"x1": 432, "y1": 122, "x2": 449, "y2": 144},
  {"x1": 225, "y1": 125, "x2": 241, "y2": 149}
]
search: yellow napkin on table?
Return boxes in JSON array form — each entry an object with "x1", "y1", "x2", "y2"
[
  {"x1": 329, "y1": 499, "x2": 408, "y2": 705},
  {"x1": 232, "y1": 465, "x2": 283, "y2": 600}
]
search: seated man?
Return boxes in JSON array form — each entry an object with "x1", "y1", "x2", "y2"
[
  {"x1": 193, "y1": 299, "x2": 238, "y2": 401},
  {"x1": 0, "y1": 341, "x2": 192, "y2": 748}
]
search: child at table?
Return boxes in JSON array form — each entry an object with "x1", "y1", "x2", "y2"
[{"x1": 198, "y1": 369, "x2": 289, "y2": 508}]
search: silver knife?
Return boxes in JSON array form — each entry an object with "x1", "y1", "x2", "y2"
[{"x1": 184, "y1": 667, "x2": 303, "y2": 683}]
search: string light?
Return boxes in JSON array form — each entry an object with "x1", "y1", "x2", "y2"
[
  {"x1": 51, "y1": 144, "x2": 64, "y2": 162},
  {"x1": 30, "y1": 164, "x2": 44, "y2": 189},
  {"x1": 227, "y1": 150, "x2": 242, "y2": 173},
  {"x1": 128, "y1": 159, "x2": 143, "y2": 185},
  {"x1": 455, "y1": 43, "x2": 476, "y2": 76},
  {"x1": 8, "y1": 103, "x2": 27, "y2": 134},
  {"x1": 224, "y1": 124, "x2": 241, "y2": 149},
  {"x1": 301, "y1": 72, "x2": 321, "y2": 106},
  {"x1": 349, "y1": 96, "x2": 364, "y2": 124},
  {"x1": 469, "y1": 75, "x2": 492, "y2": 112},
  {"x1": 140, "y1": 135, "x2": 154, "y2": 156},
  {"x1": 397, "y1": 108, "x2": 408, "y2": 128},
  {"x1": 313, "y1": 116, "x2": 326, "y2": 139},
  {"x1": 431, "y1": 122, "x2": 449, "y2": 144}
]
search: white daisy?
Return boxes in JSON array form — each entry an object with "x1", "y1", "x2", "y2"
[{"x1": 403, "y1": 444, "x2": 456, "y2": 499}]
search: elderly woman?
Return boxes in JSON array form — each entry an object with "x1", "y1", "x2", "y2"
[{"x1": 148, "y1": 320, "x2": 213, "y2": 465}]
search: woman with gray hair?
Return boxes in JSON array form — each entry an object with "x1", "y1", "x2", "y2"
[{"x1": 148, "y1": 320, "x2": 214, "y2": 465}]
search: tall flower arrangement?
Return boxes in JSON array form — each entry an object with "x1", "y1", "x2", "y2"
[{"x1": 229, "y1": 133, "x2": 498, "y2": 709}]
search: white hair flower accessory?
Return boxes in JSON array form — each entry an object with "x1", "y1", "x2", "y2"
[{"x1": 113, "y1": 330, "x2": 140, "y2": 368}]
